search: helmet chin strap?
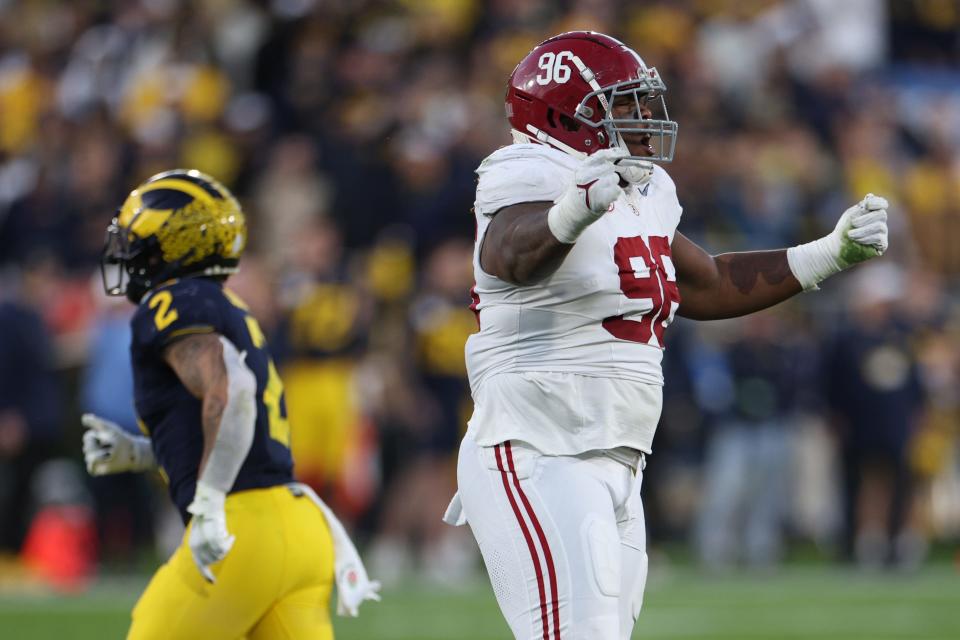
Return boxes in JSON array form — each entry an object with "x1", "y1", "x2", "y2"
[{"x1": 519, "y1": 125, "x2": 587, "y2": 159}]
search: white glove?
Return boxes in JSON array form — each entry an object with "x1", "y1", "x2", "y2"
[
  {"x1": 548, "y1": 148, "x2": 627, "y2": 243},
  {"x1": 186, "y1": 481, "x2": 235, "y2": 583},
  {"x1": 787, "y1": 193, "x2": 889, "y2": 290},
  {"x1": 613, "y1": 157, "x2": 654, "y2": 187},
  {"x1": 81, "y1": 413, "x2": 155, "y2": 475}
]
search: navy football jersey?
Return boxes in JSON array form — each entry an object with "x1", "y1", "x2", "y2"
[{"x1": 130, "y1": 278, "x2": 294, "y2": 522}]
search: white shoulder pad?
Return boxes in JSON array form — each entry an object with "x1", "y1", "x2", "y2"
[
  {"x1": 650, "y1": 163, "x2": 677, "y2": 194},
  {"x1": 474, "y1": 144, "x2": 575, "y2": 217},
  {"x1": 650, "y1": 164, "x2": 683, "y2": 231}
]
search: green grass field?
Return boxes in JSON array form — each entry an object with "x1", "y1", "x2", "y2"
[{"x1": 1, "y1": 565, "x2": 957, "y2": 639}]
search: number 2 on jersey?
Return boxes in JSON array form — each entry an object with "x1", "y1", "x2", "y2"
[
  {"x1": 602, "y1": 235, "x2": 681, "y2": 348},
  {"x1": 149, "y1": 290, "x2": 179, "y2": 330}
]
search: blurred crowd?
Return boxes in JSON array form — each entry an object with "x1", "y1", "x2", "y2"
[{"x1": 1, "y1": 0, "x2": 959, "y2": 589}]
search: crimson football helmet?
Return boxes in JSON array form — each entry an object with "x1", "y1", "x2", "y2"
[{"x1": 506, "y1": 31, "x2": 677, "y2": 162}]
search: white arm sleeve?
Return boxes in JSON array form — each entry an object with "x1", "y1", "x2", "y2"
[{"x1": 196, "y1": 336, "x2": 258, "y2": 493}]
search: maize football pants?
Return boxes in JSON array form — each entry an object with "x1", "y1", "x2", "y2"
[{"x1": 128, "y1": 485, "x2": 335, "y2": 640}]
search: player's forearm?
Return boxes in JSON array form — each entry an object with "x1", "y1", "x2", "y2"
[
  {"x1": 164, "y1": 334, "x2": 254, "y2": 487},
  {"x1": 199, "y1": 390, "x2": 228, "y2": 474},
  {"x1": 678, "y1": 250, "x2": 802, "y2": 320},
  {"x1": 164, "y1": 334, "x2": 229, "y2": 474},
  {"x1": 196, "y1": 338, "x2": 257, "y2": 492}
]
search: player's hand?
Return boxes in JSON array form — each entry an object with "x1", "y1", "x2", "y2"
[
  {"x1": 571, "y1": 148, "x2": 627, "y2": 214},
  {"x1": 187, "y1": 482, "x2": 235, "y2": 583},
  {"x1": 613, "y1": 156, "x2": 654, "y2": 187},
  {"x1": 548, "y1": 148, "x2": 627, "y2": 243},
  {"x1": 832, "y1": 193, "x2": 889, "y2": 267},
  {"x1": 787, "y1": 193, "x2": 889, "y2": 290},
  {"x1": 81, "y1": 413, "x2": 155, "y2": 476}
]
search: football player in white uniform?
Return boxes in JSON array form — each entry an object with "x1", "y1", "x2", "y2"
[{"x1": 443, "y1": 31, "x2": 889, "y2": 640}]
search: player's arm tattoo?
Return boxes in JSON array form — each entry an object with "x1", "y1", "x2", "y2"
[
  {"x1": 480, "y1": 201, "x2": 575, "y2": 285},
  {"x1": 718, "y1": 251, "x2": 795, "y2": 295},
  {"x1": 164, "y1": 334, "x2": 229, "y2": 473},
  {"x1": 672, "y1": 232, "x2": 802, "y2": 320}
]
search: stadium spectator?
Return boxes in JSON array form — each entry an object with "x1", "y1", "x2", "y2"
[
  {"x1": 368, "y1": 237, "x2": 478, "y2": 585},
  {"x1": 695, "y1": 312, "x2": 812, "y2": 570},
  {"x1": 79, "y1": 292, "x2": 157, "y2": 565},
  {"x1": 272, "y1": 217, "x2": 373, "y2": 517},
  {"x1": 825, "y1": 264, "x2": 927, "y2": 568},
  {"x1": 0, "y1": 273, "x2": 62, "y2": 553}
]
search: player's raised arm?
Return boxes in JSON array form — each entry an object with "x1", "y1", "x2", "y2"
[
  {"x1": 672, "y1": 236, "x2": 801, "y2": 320},
  {"x1": 675, "y1": 194, "x2": 889, "y2": 320},
  {"x1": 481, "y1": 149, "x2": 635, "y2": 285},
  {"x1": 164, "y1": 333, "x2": 257, "y2": 582}
]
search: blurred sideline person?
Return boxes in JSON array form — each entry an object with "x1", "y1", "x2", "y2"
[
  {"x1": 80, "y1": 293, "x2": 157, "y2": 564},
  {"x1": 369, "y1": 238, "x2": 478, "y2": 585},
  {"x1": 695, "y1": 313, "x2": 808, "y2": 570},
  {"x1": 272, "y1": 218, "x2": 371, "y2": 515},
  {"x1": 81, "y1": 170, "x2": 378, "y2": 639},
  {"x1": 825, "y1": 264, "x2": 926, "y2": 568},
  {"x1": 445, "y1": 32, "x2": 890, "y2": 639},
  {"x1": 0, "y1": 279, "x2": 62, "y2": 554}
]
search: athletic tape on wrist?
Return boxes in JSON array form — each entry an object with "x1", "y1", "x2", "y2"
[
  {"x1": 786, "y1": 236, "x2": 843, "y2": 291},
  {"x1": 547, "y1": 194, "x2": 603, "y2": 244}
]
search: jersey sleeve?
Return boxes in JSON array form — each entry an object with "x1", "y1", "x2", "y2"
[
  {"x1": 474, "y1": 145, "x2": 571, "y2": 217},
  {"x1": 131, "y1": 279, "x2": 223, "y2": 354}
]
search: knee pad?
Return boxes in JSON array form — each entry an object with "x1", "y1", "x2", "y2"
[{"x1": 583, "y1": 516, "x2": 621, "y2": 597}]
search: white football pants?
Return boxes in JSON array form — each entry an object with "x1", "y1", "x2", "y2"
[{"x1": 450, "y1": 436, "x2": 647, "y2": 640}]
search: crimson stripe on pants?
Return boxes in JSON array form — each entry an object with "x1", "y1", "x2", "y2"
[
  {"x1": 506, "y1": 441, "x2": 561, "y2": 640},
  {"x1": 495, "y1": 444, "x2": 550, "y2": 640}
]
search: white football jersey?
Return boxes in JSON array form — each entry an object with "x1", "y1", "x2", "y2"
[{"x1": 465, "y1": 143, "x2": 683, "y2": 455}]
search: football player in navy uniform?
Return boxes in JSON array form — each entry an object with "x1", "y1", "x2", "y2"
[{"x1": 82, "y1": 169, "x2": 378, "y2": 639}]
